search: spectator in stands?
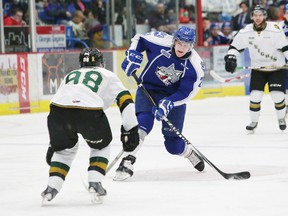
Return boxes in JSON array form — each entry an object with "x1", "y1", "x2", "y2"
[
  {"x1": 75, "y1": 0, "x2": 85, "y2": 12},
  {"x1": 148, "y1": 2, "x2": 176, "y2": 34},
  {"x1": 178, "y1": 5, "x2": 190, "y2": 24},
  {"x1": 203, "y1": 23, "x2": 230, "y2": 47},
  {"x1": 4, "y1": 0, "x2": 28, "y2": 18},
  {"x1": 67, "y1": 10, "x2": 90, "y2": 47},
  {"x1": 4, "y1": 6, "x2": 27, "y2": 26},
  {"x1": 231, "y1": 1, "x2": 252, "y2": 31},
  {"x1": 220, "y1": 21, "x2": 233, "y2": 40},
  {"x1": 166, "y1": 8, "x2": 177, "y2": 25},
  {"x1": 267, "y1": 1, "x2": 281, "y2": 21},
  {"x1": 134, "y1": 0, "x2": 148, "y2": 24},
  {"x1": 202, "y1": 17, "x2": 211, "y2": 42},
  {"x1": 84, "y1": 9, "x2": 103, "y2": 47},
  {"x1": 37, "y1": 0, "x2": 72, "y2": 25},
  {"x1": 114, "y1": 4, "x2": 127, "y2": 39},
  {"x1": 93, "y1": 0, "x2": 106, "y2": 24}
]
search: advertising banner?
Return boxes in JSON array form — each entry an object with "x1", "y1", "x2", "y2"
[
  {"x1": 42, "y1": 51, "x2": 114, "y2": 95},
  {"x1": 17, "y1": 54, "x2": 30, "y2": 113},
  {"x1": 0, "y1": 55, "x2": 18, "y2": 97},
  {"x1": 4, "y1": 27, "x2": 29, "y2": 53},
  {"x1": 36, "y1": 26, "x2": 66, "y2": 52}
]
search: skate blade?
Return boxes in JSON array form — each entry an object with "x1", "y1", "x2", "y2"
[
  {"x1": 89, "y1": 188, "x2": 104, "y2": 204},
  {"x1": 90, "y1": 193, "x2": 104, "y2": 204},
  {"x1": 113, "y1": 171, "x2": 131, "y2": 181},
  {"x1": 246, "y1": 129, "x2": 255, "y2": 135},
  {"x1": 41, "y1": 195, "x2": 51, "y2": 206}
]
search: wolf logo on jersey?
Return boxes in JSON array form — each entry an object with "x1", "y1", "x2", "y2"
[{"x1": 156, "y1": 64, "x2": 182, "y2": 86}]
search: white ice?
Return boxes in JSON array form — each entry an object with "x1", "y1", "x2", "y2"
[{"x1": 0, "y1": 95, "x2": 288, "y2": 216}]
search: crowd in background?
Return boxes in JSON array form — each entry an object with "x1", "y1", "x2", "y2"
[{"x1": 3, "y1": 0, "x2": 288, "y2": 48}]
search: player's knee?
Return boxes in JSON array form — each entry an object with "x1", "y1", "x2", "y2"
[
  {"x1": 164, "y1": 136, "x2": 185, "y2": 155},
  {"x1": 250, "y1": 90, "x2": 263, "y2": 102},
  {"x1": 137, "y1": 112, "x2": 154, "y2": 134},
  {"x1": 270, "y1": 91, "x2": 286, "y2": 110},
  {"x1": 270, "y1": 91, "x2": 285, "y2": 103}
]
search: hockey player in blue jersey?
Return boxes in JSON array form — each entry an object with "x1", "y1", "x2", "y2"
[{"x1": 114, "y1": 26, "x2": 206, "y2": 181}]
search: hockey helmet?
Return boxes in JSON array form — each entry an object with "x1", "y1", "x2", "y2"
[
  {"x1": 221, "y1": 21, "x2": 231, "y2": 30},
  {"x1": 251, "y1": 4, "x2": 267, "y2": 19},
  {"x1": 79, "y1": 48, "x2": 104, "y2": 67},
  {"x1": 210, "y1": 22, "x2": 220, "y2": 30},
  {"x1": 174, "y1": 26, "x2": 195, "y2": 44}
]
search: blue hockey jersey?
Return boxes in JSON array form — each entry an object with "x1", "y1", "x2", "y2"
[{"x1": 129, "y1": 31, "x2": 205, "y2": 107}]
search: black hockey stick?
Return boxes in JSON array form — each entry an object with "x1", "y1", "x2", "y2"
[{"x1": 132, "y1": 73, "x2": 250, "y2": 180}]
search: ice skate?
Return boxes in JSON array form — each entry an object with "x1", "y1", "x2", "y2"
[
  {"x1": 278, "y1": 119, "x2": 286, "y2": 131},
  {"x1": 246, "y1": 122, "x2": 258, "y2": 134},
  {"x1": 113, "y1": 155, "x2": 136, "y2": 181},
  {"x1": 187, "y1": 150, "x2": 205, "y2": 172},
  {"x1": 88, "y1": 182, "x2": 106, "y2": 204},
  {"x1": 41, "y1": 186, "x2": 58, "y2": 205}
]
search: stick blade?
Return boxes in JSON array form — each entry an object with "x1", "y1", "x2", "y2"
[
  {"x1": 209, "y1": 70, "x2": 226, "y2": 83},
  {"x1": 224, "y1": 171, "x2": 251, "y2": 180}
]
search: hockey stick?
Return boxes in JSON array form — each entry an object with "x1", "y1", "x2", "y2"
[
  {"x1": 210, "y1": 70, "x2": 250, "y2": 83},
  {"x1": 236, "y1": 65, "x2": 288, "y2": 70},
  {"x1": 132, "y1": 73, "x2": 250, "y2": 180},
  {"x1": 107, "y1": 149, "x2": 124, "y2": 173}
]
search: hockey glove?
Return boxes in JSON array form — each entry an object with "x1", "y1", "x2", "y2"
[
  {"x1": 121, "y1": 125, "x2": 140, "y2": 152},
  {"x1": 224, "y1": 54, "x2": 237, "y2": 73},
  {"x1": 121, "y1": 50, "x2": 143, "y2": 76},
  {"x1": 152, "y1": 99, "x2": 174, "y2": 121},
  {"x1": 46, "y1": 146, "x2": 54, "y2": 166}
]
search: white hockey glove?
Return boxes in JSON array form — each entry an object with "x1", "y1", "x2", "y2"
[
  {"x1": 152, "y1": 99, "x2": 174, "y2": 121},
  {"x1": 121, "y1": 50, "x2": 143, "y2": 76}
]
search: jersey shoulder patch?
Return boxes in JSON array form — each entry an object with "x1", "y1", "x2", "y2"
[
  {"x1": 274, "y1": 24, "x2": 280, "y2": 30},
  {"x1": 266, "y1": 21, "x2": 282, "y2": 32}
]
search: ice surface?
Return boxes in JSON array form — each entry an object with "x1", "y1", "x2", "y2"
[{"x1": 1, "y1": 95, "x2": 288, "y2": 216}]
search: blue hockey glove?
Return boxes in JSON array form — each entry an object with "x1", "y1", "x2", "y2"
[
  {"x1": 121, "y1": 50, "x2": 143, "y2": 76},
  {"x1": 152, "y1": 99, "x2": 174, "y2": 121},
  {"x1": 224, "y1": 54, "x2": 237, "y2": 73}
]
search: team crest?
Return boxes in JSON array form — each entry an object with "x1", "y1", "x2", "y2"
[
  {"x1": 274, "y1": 24, "x2": 280, "y2": 30},
  {"x1": 155, "y1": 64, "x2": 182, "y2": 86}
]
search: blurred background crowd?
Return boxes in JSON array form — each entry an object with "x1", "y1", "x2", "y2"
[{"x1": 2, "y1": 0, "x2": 288, "y2": 49}]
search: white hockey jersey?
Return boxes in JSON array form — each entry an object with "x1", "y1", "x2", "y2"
[
  {"x1": 228, "y1": 21, "x2": 288, "y2": 71},
  {"x1": 51, "y1": 66, "x2": 138, "y2": 130}
]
